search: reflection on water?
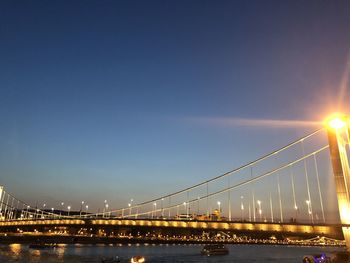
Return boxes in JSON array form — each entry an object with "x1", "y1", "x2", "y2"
[
  {"x1": 56, "y1": 244, "x2": 67, "y2": 260},
  {"x1": 29, "y1": 248, "x2": 41, "y2": 263},
  {"x1": 9, "y1": 244, "x2": 21, "y2": 256},
  {"x1": 0, "y1": 243, "x2": 345, "y2": 263}
]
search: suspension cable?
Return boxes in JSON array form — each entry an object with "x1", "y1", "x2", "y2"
[
  {"x1": 104, "y1": 144, "x2": 330, "y2": 218},
  {"x1": 135, "y1": 128, "x2": 324, "y2": 207},
  {"x1": 314, "y1": 153, "x2": 325, "y2": 223},
  {"x1": 2, "y1": 128, "x2": 326, "y2": 220}
]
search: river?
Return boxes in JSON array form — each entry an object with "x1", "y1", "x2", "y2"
[{"x1": 0, "y1": 243, "x2": 344, "y2": 263}]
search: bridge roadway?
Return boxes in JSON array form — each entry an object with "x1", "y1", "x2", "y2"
[{"x1": 0, "y1": 218, "x2": 345, "y2": 239}]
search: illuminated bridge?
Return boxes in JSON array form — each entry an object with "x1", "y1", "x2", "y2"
[{"x1": 1, "y1": 115, "x2": 350, "y2": 245}]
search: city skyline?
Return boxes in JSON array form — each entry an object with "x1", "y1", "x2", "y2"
[{"x1": 1, "y1": 1, "x2": 350, "y2": 211}]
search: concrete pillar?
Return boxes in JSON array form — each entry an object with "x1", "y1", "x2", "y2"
[
  {"x1": 327, "y1": 119, "x2": 350, "y2": 248},
  {"x1": 0, "y1": 186, "x2": 3, "y2": 220}
]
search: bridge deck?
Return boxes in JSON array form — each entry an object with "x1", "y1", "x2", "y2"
[{"x1": 0, "y1": 218, "x2": 344, "y2": 239}]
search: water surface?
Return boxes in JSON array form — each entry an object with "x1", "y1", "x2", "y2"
[{"x1": 0, "y1": 243, "x2": 344, "y2": 263}]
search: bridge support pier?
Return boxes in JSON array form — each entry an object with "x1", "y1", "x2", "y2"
[{"x1": 327, "y1": 116, "x2": 350, "y2": 248}]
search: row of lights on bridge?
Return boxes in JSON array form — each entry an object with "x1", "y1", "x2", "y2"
[{"x1": 35, "y1": 198, "x2": 136, "y2": 216}]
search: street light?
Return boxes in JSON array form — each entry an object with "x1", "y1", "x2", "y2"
[
  {"x1": 182, "y1": 202, "x2": 189, "y2": 218},
  {"x1": 85, "y1": 205, "x2": 89, "y2": 217},
  {"x1": 26, "y1": 205, "x2": 30, "y2": 219},
  {"x1": 60, "y1": 202, "x2": 64, "y2": 217},
  {"x1": 135, "y1": 205, "x2": 139, "y2": 219},
  {"x1": 241, "y1": 196, "x2": 244, "y2": 221},
  {"x1": 257, "y1": 200, "x2": 262, "y2": 221},
  {"x1": 197, "y1": 197, "x2": 200, "y2": 215},
  {"x1": 103, "y1": 200, "x2": 108, "y2": 217},
  {"x1": 161, "y1": 198, "x2": 164, "y2": 217},
  {"x1": 305, "y1": 200, "x2": 312, "y2": 223},
  {"x1": 129, "y1": 199, "x2": 134, "y2": 217},
  {"x1": 306, "y1": 200, "x2": 310, "y2": 208},
  {"x1": 42, "y1": 203, "x2": 46, "y2": 218},
  {"x1": 153, "y1": 202, "x2": 157, "y2": 219},
  {"x1": 217, "y1": 201, "x2": 221, "y2": 212},
  {"x1": 80, "y1": 201, "x2": 85, "y2": 216},
  {"x1": 294, "y1": 204, "x2": 298, "y2": 221},
  {"x1": 67, "y1": 206, "x2": 71, "y2": 216}
]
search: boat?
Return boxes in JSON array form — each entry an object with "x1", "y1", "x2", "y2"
[
  {"x1": 131, "y1": 256, "x2": 146, "y2": 263},
  {"x1": 101, "y1": 256, "x2": 121, "y2": 263},
  {"x1": 201, "y1": 244, "x2": 229, "y2": 256},
  {"x1": 29, "y1": 243, "x2": 58, "y2": 249},
  {"x1": 302, "y1": 253, "x2": 330, "y2": 263}
]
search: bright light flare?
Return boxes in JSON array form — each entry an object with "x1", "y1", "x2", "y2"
[
  {"x1": 131, "y1": 256, "x2": 145, "y2": 263},
  {"x1": 191, "y1": 117, "x2": 322, "y2": 128},
  {"x1": 325, "y1": 114, "x2": 348, "y2": 130},
  {"x1": 329, "y1": 118, "x2": 346, "y2": 129}
]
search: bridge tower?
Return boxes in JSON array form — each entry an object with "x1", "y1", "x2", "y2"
[
  {"x1": 326, "y1": 115, "x2": 350, "y2": 248},
  {"x1": 0, "y1": 186, "x2": 3, "y2": 220}
]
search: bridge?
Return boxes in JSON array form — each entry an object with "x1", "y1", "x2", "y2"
[{"x1": 1, "y1": 114, "x2": 350, "y2": 245}]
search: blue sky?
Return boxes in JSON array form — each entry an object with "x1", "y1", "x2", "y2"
[{"x1": 0, "y1": 1, "x2": 350, "y2": 212}]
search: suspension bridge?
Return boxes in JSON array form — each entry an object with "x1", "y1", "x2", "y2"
[{"x1": 0, "y1": 115, "x2": 350, "y2": 245}]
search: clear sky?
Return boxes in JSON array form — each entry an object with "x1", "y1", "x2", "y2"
[{"x1": 0, "y1": 1, "x2": 350, "y2": 212}]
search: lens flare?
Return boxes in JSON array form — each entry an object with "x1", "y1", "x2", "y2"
[
  {"x1": 324, "y1": 114, "x2": 348, "y2": 130},
  {"x1": 189, "y1": 117, "x2": 322, "y2": 129}
]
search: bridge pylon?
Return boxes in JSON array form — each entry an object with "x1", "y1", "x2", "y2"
[
  {"x1": 0, "y1": 186, "x2": 3, "y2": 220},
  {"x1": 326, "y1": 114, "x2": 350, "y2": 248}
]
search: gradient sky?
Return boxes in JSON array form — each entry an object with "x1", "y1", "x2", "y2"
[{"x1": 1, "y1": 1, "x2": 350, "y2": 211}]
